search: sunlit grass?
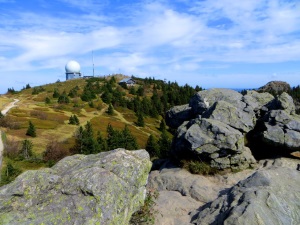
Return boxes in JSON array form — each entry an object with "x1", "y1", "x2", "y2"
[
  {"x1": 0, "y1": 97, "x2": 14, "y2": 111},
  {"x1": 2, "y1": 157, "x2": 47, "y2": 172},
  {"x1": 1, "y1": 77, "x2": 173, "y2": 177}
]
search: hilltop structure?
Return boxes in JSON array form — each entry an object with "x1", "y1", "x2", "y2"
[
  {"x1": 119, "y1": 78, "x2": 136, "y2": 87},
  {"x1": 65, "y1": 60, "x2": 81, "y2": 80}
]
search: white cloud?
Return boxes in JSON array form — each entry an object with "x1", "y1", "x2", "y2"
[
  {"x1": 0, "y1": 0, "x2": 300, "y2": 93},
  {"x1": 58, "y1": 0, "x2": 108, "y2": 12}
]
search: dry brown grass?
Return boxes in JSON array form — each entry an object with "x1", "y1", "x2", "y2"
[
  {"x1": 0, "y1": 97, "x2": 14, "y2": 111},
  {"x1": 90, "y1": 115, "x2": 149, "y2": 148},
  {"x1": 1, "y1": 77, "x2": 169, "y2": 172},
  {"x1": 9, "y1": 108, "x2": 29, "y2": 117},
  {"x1": 115, "y1": 107, "x2": 137, "y2": 123}
]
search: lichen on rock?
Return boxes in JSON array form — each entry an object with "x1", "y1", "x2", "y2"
[{"x1": 0, "y1": 148, "x2": 152, "y2": 225}]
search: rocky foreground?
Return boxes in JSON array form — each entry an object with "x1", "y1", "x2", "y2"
[
  {"x1": 149, "y1": 158, "x2": 300, "y2": 225},
  {"x1": 0, "y1": 149, "x2": 151, "y2": 225}
]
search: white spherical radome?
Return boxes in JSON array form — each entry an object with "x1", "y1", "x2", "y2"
[{"x1": 65, "y1": 60, "x2": 81, "y2": 73}]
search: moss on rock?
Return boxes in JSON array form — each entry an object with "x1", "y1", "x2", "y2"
[{"x1": 0, "y1": 149, "x2": 151, "y2": 225}]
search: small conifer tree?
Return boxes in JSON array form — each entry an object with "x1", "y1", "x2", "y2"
[
  {"x1": 20, "y1": 139, "x2": 33, "y2": 159},
  {"x1": 1, "y1": 162, "x2": 21, "y2": 185},
  {"x1": 45, "y1": 97, "x2": 51, "y2": 104},
  {"x1": 146, "y1": 134, "x2": 159, "y2": 157},
  {"x1": 58, "y1": 91, "x2": 70, "y2": 104},
  {"x1": 73, "y1": 114, "x2": 80, "y2": 125},
  {"x1": 69, "y1": 115, "x2": 75, "y2": 125},
  {"x1": 158, "y1": 131, "x2": 171, "y2": 158},
  {"x1": 53, "y1": 88, "x2": 60, "y2": 98},
  {"x1": 159, "y1": 119, "x2": 166, "y2": 131},
  {"x1": 122, "y1": 125, "x2": 139, "y2": 150},
  {"x1": 26, "y1": 121, "x2": 36, "y2": 137},
  {"x1": 136, "y1": 113, "x2": 145, "y2": 127},
  {"x1": 107, "y1": 104, "x2": 114, "y2": 115},
  {"x1": 97, "y1": 131, "x2": 107, "y2": 152}
]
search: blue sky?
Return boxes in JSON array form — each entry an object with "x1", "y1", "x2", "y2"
[{"x1": 0, "y1": 0, "x2": 300, "y2": 93}]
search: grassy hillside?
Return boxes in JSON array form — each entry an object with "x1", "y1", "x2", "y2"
[{"x1": 0, "y1": 75, "x2": 199, "y2": 185}]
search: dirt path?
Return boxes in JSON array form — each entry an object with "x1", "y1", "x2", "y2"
[{"x1": 0, "y1": 99, "x2": 19, "y2": 172}]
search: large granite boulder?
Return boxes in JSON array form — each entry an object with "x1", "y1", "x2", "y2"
[
  {"x1": 167, "y1": 87, "x2": 300, "y2": 169},
  {"x1": 253, "y1": 110, "x2": 300, "y2": 150},
  {"x1": 202, "y1": 100, "x2": 255, "y2": 133},
  {"x1": 0, "y1": 149, "x2": 152, "y2": 225},
  {"x1": 172, "y1": 118, "x2": 256, "y2": 170},
  {"x1": 248, "y1": 92, "x2": 300, "y2": 158},
  {"x1": 242, "y1": 90, "x2": 274, "y2": 117},
  {"x1": 189, "y1": 89, "x2": 246, "y2": 116},
  {"x1": 165, "y1": 104, "x2": 192, "y2": 129},
  {"x1": 192, "y1": 167, "x2": 300, "y2": 225}
]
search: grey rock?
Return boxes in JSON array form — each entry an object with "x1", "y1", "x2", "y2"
[
  {"x1": 153, "y1": 191, "x2": 199, "y2": 225},
  {"x1": 148, "y1": 163, "x2": 256, "y2": 225},
  {"x1": 266, "y1": 92, "x2": 296, "y2": 114},
  {"x1": 148, "y1": 168, "x2": 221, "y2": 204},
  {"x1": 192, "y1": 167, "x2": 300, "y2": 225},
  {"x1": 284, "y1": 129, "x2": 300, "y2": 148},
  {"x1": 202, "y1": 100, "x2": 255, "y2": 133},
  {"x1": 243, "y1": 90, "x2": 274, "y2": 111},
  {"x1": 0, "y1": 149, "x2": 152, "y2": 225},
  {"x1": 286, "y1": 119, "x2": 300, "y2": 132},
  {"x1": 256, "y1": 110, "x2": 300, "y2": 150},
  {"x1": 258, "y1": 157, "x2": 300, "y2": 170},
  {"x1": 278, "y1": 92, "x2": 296, "y2": 114},
  {"x1": 165, "y1": 104, "x2": 192, "y2": 129},
  {"x1": 169, "y1": 86, "x2": 300, "y2": 169},
  {"x1": 172, "y1": 118, "x2": 256, "y2": 169},
  {"x1": 243, "y1": 90, "x2": 274, "y2": 117},
  {"x1": 262, "y1": 123, "x2": 285, "y2": 145},
  {"x1": 189, "y1": 89, "x2": 246, "y2": 116}
]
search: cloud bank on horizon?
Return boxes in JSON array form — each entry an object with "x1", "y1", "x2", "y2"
[{"x1": 0, "y1": 0, "x2": 299, "y2": 93}]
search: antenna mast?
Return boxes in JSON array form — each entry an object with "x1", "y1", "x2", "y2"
[{"x1": 92, "y1": 51, "x2": 95, "y2": 77}]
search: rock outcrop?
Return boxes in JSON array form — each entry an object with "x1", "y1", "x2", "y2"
[
  {"x1": 147, "y1": 161, "x2": 255, "y2": 225},
  {"x1": 191, "y1": 166, "x2": 300, "y2": 225},
  {"x1": 0, "y1": 149, "x2": 152, "y2": 225},
  {"x1": 167, "y1": 87, "x2": 300, "y2": 169},
  {"x1": 247, "y1": 92, "x2": 300, "y2": 158},
  {"x1": 258, "y1": 80, "x2": 291, "y2": 94},
  {"x1": 148, "y1": 158, "x2": 300, "y2": 225},
  {"x1": 165, "y1": 104, "x2": 192, "y2": 129}
]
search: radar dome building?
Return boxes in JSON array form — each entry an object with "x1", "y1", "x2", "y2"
[{"x1": 65, "y1": 60, "x2": 81, "y2": 80}]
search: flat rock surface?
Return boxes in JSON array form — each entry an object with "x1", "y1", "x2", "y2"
[
  {"x1": 148, "y1": 164, "x2": 255, "y2": 225},
  {"x1": 150, "y1": 158, "x2": 300, "y2": 225},
  {"x1": 192, "y1": 160, "x2": 300, "y2": 225}
]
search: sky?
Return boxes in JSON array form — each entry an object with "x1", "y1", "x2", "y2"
[{"x1": 0, "y1": 0, "x2": 300, "y2": 93}]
